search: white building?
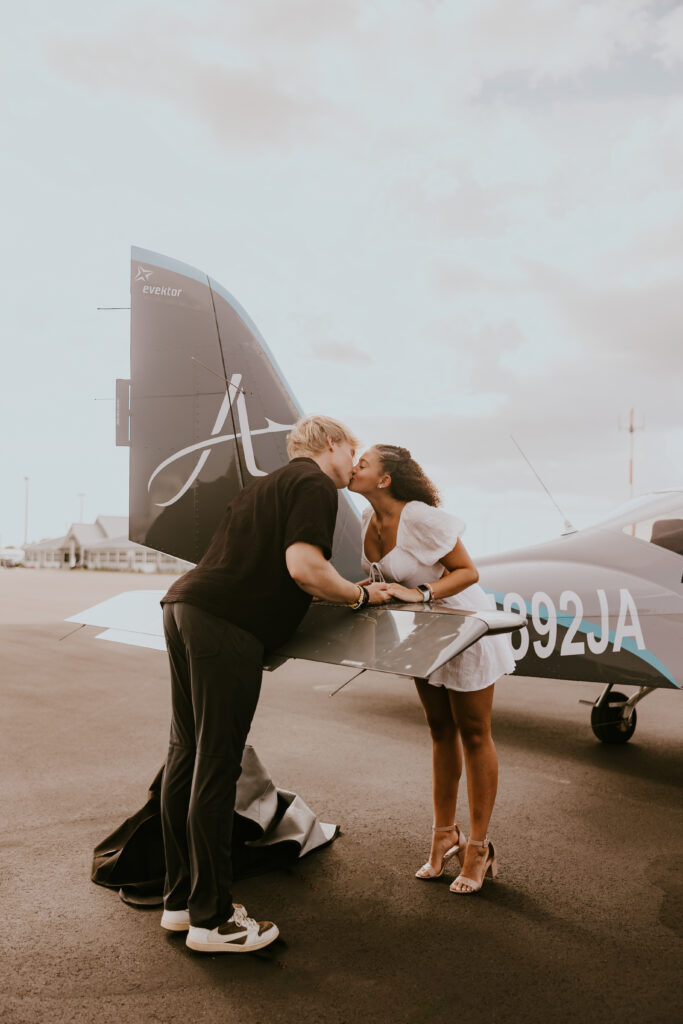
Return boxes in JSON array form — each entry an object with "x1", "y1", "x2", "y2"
[{"x1": 23, "y1": 516, "x2": 193, "y2": 573}]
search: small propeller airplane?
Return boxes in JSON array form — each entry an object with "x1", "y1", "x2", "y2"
[
  {"x1": 69, "y1": 249, "x2": 682, "y2": 744},
  {"x1": 478, "y1": 489, "x2": 682, "y2": 742}
]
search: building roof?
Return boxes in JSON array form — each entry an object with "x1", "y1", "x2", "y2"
[
  {"x1": 61, "y1": 516, "x2": 128, "y2": 548},
  {"x1": 65, "y1": 523, "x2": 105, "y2": 547},
  {"x1": 84, "y1": 535, "x2": 147, "y2": 552},
  {"x1": 25, "y1": 536, "x2": 66, "y2": 552},
  {"x1": 96, "y1": 516, "x2": 129, "y2": 539}
]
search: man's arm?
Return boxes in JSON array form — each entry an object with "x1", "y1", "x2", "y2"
[{"x1": 286, "y1": 543, "x2": 390, "y2": 605}]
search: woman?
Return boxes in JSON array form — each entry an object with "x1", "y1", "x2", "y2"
[{"x1": 349, "y1": 444, "x2": 515, "y2": 894}]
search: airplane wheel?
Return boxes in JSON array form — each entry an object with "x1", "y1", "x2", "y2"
[{"x1": 591, "y1": 690, "x2": 636, "y2": 744}]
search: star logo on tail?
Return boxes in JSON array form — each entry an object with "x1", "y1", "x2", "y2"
[{"x1": 135, "y1": 265, "x2": 153, "y2": 282}]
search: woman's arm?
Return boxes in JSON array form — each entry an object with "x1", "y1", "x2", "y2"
[{"x1": 386, "y1": 539, "x2": 479, "y2": 603}]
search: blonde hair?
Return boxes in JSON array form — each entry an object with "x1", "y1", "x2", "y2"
[{"x1": 287, "y1": 415, "x2": 360, "y2": 459}]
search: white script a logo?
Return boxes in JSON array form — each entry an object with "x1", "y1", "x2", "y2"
[{"x1": 147, "y1": 373, "x2": 293, "y2": 507}]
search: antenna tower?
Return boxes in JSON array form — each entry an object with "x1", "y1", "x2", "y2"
[
  {"x1": 619, "y1": 408, "x2": 645, "y2": 499},
  {"x1": 619, "y1": 408, "x2": 644, "y2": 536}
]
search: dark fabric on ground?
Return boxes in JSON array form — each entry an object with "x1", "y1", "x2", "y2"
[{"x1": 91, "y1": 763, "x2": 339, "y2": 907}]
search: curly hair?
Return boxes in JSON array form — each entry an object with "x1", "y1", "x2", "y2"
[{"x1": 373, "y1": 444, "x2": 441, "y2": 507}]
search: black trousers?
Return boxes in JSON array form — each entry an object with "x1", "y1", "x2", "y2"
[{"x1": 160, "y1": 602, "x2": 264, "y2": 929}]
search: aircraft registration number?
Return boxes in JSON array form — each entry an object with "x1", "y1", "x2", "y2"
[{"x1": 501, "y1": 588, "x2": 645, "y2": 660}]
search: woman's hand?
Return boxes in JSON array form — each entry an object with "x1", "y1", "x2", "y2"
[
  {"x1": 386, "y1": 582, "x2": 423, "y2": 603},
  {"x1": 365, "y1": 582, "x2": 392, "y2": 605},
  {"x1": 355, "y1": 578, "x2": 373, "y2": 586}
]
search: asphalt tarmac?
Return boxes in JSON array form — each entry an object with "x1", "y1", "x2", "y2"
[{"x1": 1, "y1": 570, "x2": 682, "y2": 1024}]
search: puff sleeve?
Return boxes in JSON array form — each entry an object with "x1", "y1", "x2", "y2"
[{"x1": 399, "y1": 502, "x2": 465, "y2": 565}]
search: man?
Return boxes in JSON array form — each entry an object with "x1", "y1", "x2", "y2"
[{"x1": 159, "y1": 415, "x2": 390, "y2": 954}]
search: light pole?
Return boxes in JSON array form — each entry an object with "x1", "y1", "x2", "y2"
[{"x1": 24, "y1": 477, "x2": 29, "y2": 546}]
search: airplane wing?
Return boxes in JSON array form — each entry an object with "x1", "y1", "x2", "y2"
[
  {"x1": 274, "y1": 602, "x2": 524, "y2": 677},
  {"x1": 67, "y1": 592, "x2": 525, "y2": 679}
]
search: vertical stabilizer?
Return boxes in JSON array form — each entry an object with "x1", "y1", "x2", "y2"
[{"x1": 129, "y1": 248, "x2": 361, "y2": 575}]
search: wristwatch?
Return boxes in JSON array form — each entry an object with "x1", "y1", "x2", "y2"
[{"x1": 416, "y1": 584, "x2": 432, "y2": 603}]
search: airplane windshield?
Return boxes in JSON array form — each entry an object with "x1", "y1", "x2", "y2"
[
  {"x1": 622, "y1": 510, "x2": 683, "y2": 555},
  {"x1": 590, "y1": 491, "x2": 683, "y2": 556}
]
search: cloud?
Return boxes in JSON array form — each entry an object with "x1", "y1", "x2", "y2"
[
  {"x1": 476, "y1": 56, "x2": 683, "y2": 105},
  {"x1": 449, "y1": 0, "x2": 657, "y2": 88},
  {"x1": 229, "y1": 0, "x2": 361, "y2": 46},
  {"x1": 432, "y1": 261, "x2": 500, "y2": 294},
  {"x1": 43, "y1": 0, "x2": 683, "y2": 157},
  {"x1": 612, "y1": 214, "x2": 683, "y2": 278},
  {"x1": 527, "y1": 263, "x2": 683, "y2": 369},
  {"x1": 653, "y1": 4, "x2": 683, "y2": 67},
  {"x1": 352, "y1": 402, "x2": 679, "y2": 514},
  {"x1": 44, "y1": 11, "x2": 341, "y2": 150},
  {"x1": 309, "y1": 340, "x2": 374, "y2": 364},
  {"x1": 347, "y1": 260, "x2": 682, "y2": 512}
]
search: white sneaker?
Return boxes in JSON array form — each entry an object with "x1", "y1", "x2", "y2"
[
  {"x1": 161, "y1": 908, "x2": 190, "y2": 932},
  {"x1": 185, "y1": 904, "x2": 279, "y2": 953}
]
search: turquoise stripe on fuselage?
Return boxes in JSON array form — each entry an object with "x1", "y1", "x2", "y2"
[{"x1": 482, "y1": 588, "x2": 679, "y2": 688}]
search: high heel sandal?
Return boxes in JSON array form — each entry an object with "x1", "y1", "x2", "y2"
[
  {"x1": 415, "y1": 823, "x2": 467, "y2": 880},
  {"x1": 450, "y1": 837, "x2": 498, "y2": 893}
]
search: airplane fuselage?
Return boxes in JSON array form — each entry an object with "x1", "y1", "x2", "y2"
[{"x1": 478, "y1": 500, "x2": 683, "y2": 691}]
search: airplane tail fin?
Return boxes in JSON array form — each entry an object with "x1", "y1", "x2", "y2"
[{"x1": 121, "y1": 248, "x2": 361, "y2": 574}]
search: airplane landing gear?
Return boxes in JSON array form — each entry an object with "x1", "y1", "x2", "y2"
[
  {"x1": 590, "y1": 689, "x2": 635, "y2": 743},
  {"x1": 584, "y1": 684, "x2": 656, "y2": 744}
]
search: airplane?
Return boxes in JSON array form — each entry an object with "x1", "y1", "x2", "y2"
[
  {"x1": 73, "y1": 247, "x2": 524, "y2": 689},
  {"x1": 69, "y1": 248, "x2": 681, "y2": 746},
  {"x1": 477, "y1": 489, "x2": 682, "y2": 742}
]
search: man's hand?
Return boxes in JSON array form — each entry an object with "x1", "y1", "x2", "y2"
[{"x1": 365, "y1": 582, "x2": 392, "y2": 605}]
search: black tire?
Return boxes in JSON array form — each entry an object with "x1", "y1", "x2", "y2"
[{"x1": 591, "y1": 690, "x2": 636, "y2": 744}]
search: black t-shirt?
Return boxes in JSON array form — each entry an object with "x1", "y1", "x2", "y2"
[{"x1": 162, "y1": 458, "x2": 338, "y2": 651}]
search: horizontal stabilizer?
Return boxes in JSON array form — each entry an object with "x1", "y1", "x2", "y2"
[
  {"x1": 95, "y1": 628, "x2": 167, "y2": 652},
  {"x1": 67, "y1": 590, "x2": 165, "y2": 636}
]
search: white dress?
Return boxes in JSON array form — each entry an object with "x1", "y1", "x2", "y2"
[{"x1": 360, "y1": 502, "x2": 516, "y2": 692}]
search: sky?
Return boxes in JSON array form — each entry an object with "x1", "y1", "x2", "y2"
[{"x1": 2, "y1": 0, "x2": 682, "y2": 556}]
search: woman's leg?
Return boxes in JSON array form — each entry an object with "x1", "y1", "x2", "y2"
[
  {"x1": 414, "y1": 678, "x2": 463, "y2": 868},
  {"x1": 448, "y1": 683, "x2": 497, "y2": 891}
]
